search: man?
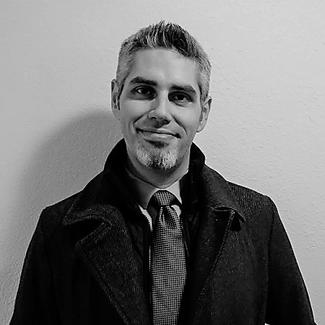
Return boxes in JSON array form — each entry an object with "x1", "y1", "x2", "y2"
[{"x1": 11, "y1": 21, "x2": 315, "y2": 324}]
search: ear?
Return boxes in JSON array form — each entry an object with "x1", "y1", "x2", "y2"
[
  {"x1": 111, "y1": 79, "x2": 120, "y2": 120},
  {"x1": 197, "y1": 96, "x2": 212, "y2": 132}
]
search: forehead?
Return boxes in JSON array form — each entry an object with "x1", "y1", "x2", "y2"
[{"x1": 124, "y1": 49, "x2": 200, "y2": 91}]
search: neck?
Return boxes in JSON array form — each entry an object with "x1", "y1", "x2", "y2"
[{"x1": 127, "y1": 156, "x2": 189, "y2": 189}]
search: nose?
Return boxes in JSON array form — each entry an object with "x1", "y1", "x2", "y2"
[{"x1": 147, "y1": 94, "x2": 171, "y2": 126}]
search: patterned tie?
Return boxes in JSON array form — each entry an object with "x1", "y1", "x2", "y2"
[{"x1": 150, "y1": 190, "x2": 187, "y2": 325}]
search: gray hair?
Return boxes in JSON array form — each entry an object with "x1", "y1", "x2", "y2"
[{"x1": 115, "y1": 21, "x2": 211, "y2": 102}]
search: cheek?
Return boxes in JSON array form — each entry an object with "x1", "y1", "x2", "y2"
[
  {"x1": 175, "y1": 110, "x2": 202, "y2": 135},
  {"x1": 120, "y1": 100, "x2": 150, "y2": 122}
]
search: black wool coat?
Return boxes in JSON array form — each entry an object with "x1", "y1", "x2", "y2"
[{"x1": 10, "y1": 141, "x2": 316, "y2": 324}]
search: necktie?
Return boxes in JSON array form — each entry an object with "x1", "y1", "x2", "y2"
[{"x1": 150, "y1": 190, "x2": 186, "y2": 325}]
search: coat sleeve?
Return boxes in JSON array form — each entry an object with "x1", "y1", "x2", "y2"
[
  {"x1": 265, "y1": 198, "x2": 316, "y2": 325},
  {"x1": 10, "y1": 211, "x2": 60, "y2": 325}
]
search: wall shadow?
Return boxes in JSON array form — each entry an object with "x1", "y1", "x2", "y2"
[{"x1": 2, "y1": 109, "x2": 122, "y2": 322}]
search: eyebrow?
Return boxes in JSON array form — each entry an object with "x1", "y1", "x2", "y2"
[
  {"x1": 129, "y1": 76, "x2": 197, "y2": 96},
  {"x1": 129, "y1": 77, "x2": 157, "y2": 86},
  {"x1": 171, "y1": 85, "x2": 197, "y2": 96}
]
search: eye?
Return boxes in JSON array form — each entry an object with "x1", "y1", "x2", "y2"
[
  {"x1": 169, "y1": 92, "x2": 192, "y2": 105},
  {"x1": 131, "y1": 86, "x2": 155, "y2": 99}
]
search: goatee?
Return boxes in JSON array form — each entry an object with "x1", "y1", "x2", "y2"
[{"x1": 135, "y1": 142, "x2": 178, "y2": 170}]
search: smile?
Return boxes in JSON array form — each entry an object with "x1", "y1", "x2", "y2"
[{"x1": 137, "y1": 128, "x2": 179, "y2": 141}]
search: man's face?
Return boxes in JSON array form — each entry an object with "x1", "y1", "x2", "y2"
[{"x1": 112, "y1": 48, "x2": 211, "y2": 172}]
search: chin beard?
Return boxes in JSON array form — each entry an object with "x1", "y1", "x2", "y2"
[{"x1": 135, "y1": 143, "x2": 178, "y2": 170}]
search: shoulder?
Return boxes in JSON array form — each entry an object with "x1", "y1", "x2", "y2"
[
  {"x1": 36, "y1": 171, "x2": 105, "y2": 235},
  {"x1": 37, "y1": 191, "x2": 82, "y2": 238},
  {"x1": 202, "y1": 164, "x2": 272, "y2": 202},
  {"x1": 201, "y1": 166, "x2": 282, "y2": 247},
  {"x1": 228, "y1": 181, "x2": 274, "y2": 211},
  {"x1": 201, "y1": 165, "x2": 277, "y2": 226}
]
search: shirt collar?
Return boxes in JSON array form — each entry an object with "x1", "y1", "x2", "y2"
[{"x1": 125, "y1": 168, "x2": 183, "y2": 209}]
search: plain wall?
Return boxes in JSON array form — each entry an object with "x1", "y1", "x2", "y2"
[{"x1": 1, "y1": 0, "x2": 324, "y2": 323}]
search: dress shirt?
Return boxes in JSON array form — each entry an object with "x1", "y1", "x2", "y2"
[{"x1": 125, "y1": 168, "x2": 183, "y2": 230}]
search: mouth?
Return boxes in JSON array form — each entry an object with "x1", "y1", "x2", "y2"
[{"x1": 137, "y1": 128, "x2": 179, "y2": 140}]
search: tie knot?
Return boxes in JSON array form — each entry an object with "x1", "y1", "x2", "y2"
[{"x1": 151, "y1": 190, "x2": 176, "y2": 207}]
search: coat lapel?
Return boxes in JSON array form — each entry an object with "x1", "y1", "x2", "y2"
[
  {"x1": 64, "y1": 204, "x2": 150, "y2": 325},
  {"x1": 61, "y1": 141, "x2": 151, "y2": 324},
  {"x1": 183, "y1": 164, "x2": 246, "y2": 323},
  {"x1": 185, "y1": 207, "x2": 235, "y2": 322}
]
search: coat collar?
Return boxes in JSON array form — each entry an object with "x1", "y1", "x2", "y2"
[
  {"x1": 186, "y1": 141, "x2": 246, "y2": 222},
  {"x1": 63, "y1": 139, "x2": 245, "y2": 226}
]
